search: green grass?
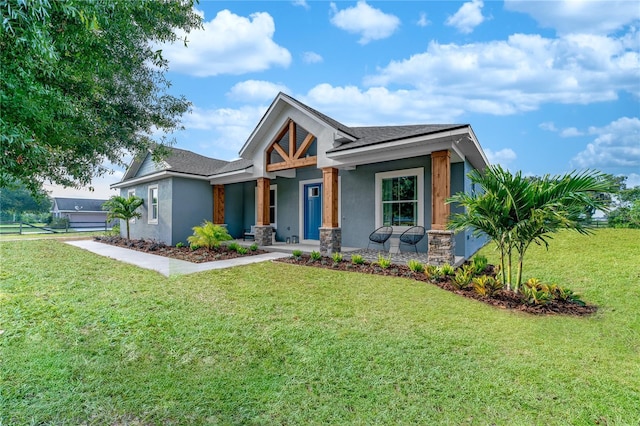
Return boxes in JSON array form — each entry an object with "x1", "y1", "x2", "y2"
[
  {"x1": 1, "y1": 229, "x2": 639, "y2": 424},
  {"x1": 0, "y1": 230, "x2": 107, "y2": 240}
]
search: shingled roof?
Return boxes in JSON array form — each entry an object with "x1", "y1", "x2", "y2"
[
  {"x1": 161, "y1": 147, "x2": 229, "y2": 176},
  {"x1": 329, "y1": 124, "x2": 469, "y2": 152},
  {"x1": 53, "y1": 198, "x2": 107, "y2": 212}
]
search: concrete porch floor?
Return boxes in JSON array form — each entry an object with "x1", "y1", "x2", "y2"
[{"x1": 231, "y1": 239, "x2": 464, "y2": 267}]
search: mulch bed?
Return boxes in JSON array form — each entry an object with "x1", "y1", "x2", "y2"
[
  {"x1": 276, "y1": 255, "x2": 598, "y2": 316},
  {"x1": 94, "y1": 236, "x2": 268, "y2": 263}
]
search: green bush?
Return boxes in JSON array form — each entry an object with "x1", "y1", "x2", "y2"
[
  {"x1": 292, "y1": 249, "x2": 303, "y2": 259},
  {"x1": 453, "y1": 265, "x2": 474, "y2": 290},
  {"x1": 376, "y1": 254, "x2": 392, "y2": 269},
  {"x1": 236, "y1": 247, "x2": 248, "y2": 255},
  {"x1": 472, "y1": 254, "x2": 488, "y2": 273},
  {"x1": 521, "y1": 278, "x2": 585, "y2": 306},
  {"x1": 187, "y1": 221, "x2": 232, "y2": 250},
  {"x1": 228, "y1": 242, "x2": 240, "y2": 252},
  {"x1": 310, "y1": 251, "x2": 322, "y2": 261},
  {"x1": 472, "y1": 275, "x2": 504, "y2": 297},
  {"x1": 249, "y1": 243, "x2": 258, "y2": 251},
  {"x1": 49, "y1": 217, "x2": 69, "y2": 229},
  {"x1": 407, "y1": 259, "x2": 424, "y2": 273},
  {"x1": 351, "y1": 254, "x2": 365, "y2": 265},
  {"x1": 440, "y1": 263, "x2": 455, "y2": 276},
  {"x1": 425, "y1": 265, "x2": 442, "y2": 281},
  {"x1": 175, "y1": 242, "x2": 184, "y2": 248},
  {"x1": 332, "y1": 252, "x2": 343, "y2": 263}
]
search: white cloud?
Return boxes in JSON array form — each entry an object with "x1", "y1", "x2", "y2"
[
  {"x1": 539, "y1": 121, "x2": 558, "y2": 132},
  {"x1": 626, "y1": 173, "x2": 640, "y2": 188},
  {"x1": 445, "y1": 0, "x2": 486, "y2": 34},
  {"x1": 559, "y1": 127, "x2": 584, "y2": 137},
  {"x1": 302, "y1": 51, "x2": 323, "y2": 64},
  {"x1": 160, "y1": 10, "x2": 291, "y2": 77},
  {"x1": 504, "y1": 0, "x2": 640, "y2": 35},
  {"x1": 364, "y1": 31, "x2": 639, "y2": 115},
  {"x1": 227, "y1": 80, "x2": 289, "y2": 102},
  {"x1": 303, "y1": 83, "x2": 465, "y2": 125},
  {"x1": 572, "y1": 117, "x2": 640, "y2": 169},
  {"x1": 330, "y1": 1, "x2": 400, "y2": 44},
  {"x1": 485, "y1": 148, "x2": 517, "y2": 167},
  {"x1": 292, "y1": 0, "x2": 309, "y2": 9},
  {"x1": 44, "y1": 170, "x2": 123, "y2": 199},
  {"x1": 180, "y1": 105, "x2": 267, "y2": 157},
  {"x1": 417, "y1": 12, "x2": 430, "y2": 27}
]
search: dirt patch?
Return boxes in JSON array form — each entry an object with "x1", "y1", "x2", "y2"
[
  {"x1": 94, "y1": 236, "x2": 268, "y2": 263},
  {"x1": 276, "y1": 255, "x2": 598, "y2": 316}
]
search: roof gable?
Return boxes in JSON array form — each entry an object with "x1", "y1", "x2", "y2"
[{"x1": 118, "y1": 146, "x2": 231, "y2": 185}]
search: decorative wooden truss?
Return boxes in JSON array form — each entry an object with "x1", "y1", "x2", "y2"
[{"x1": 266, "y1": 120, "x2": 317, "y2": 172}]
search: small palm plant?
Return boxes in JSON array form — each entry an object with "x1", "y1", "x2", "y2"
[
  {"x1": 449, "y1": 165, "x2": 613, "y2": 291},
  {"x1": 187, "y1": 221, "x2": 232, "y2": 250},
  {"x1": 102, "y1": 195, "x2": 144, "y2": 239}
]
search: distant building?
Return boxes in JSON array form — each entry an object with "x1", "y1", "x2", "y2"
[{"x1": 51, "y1": 197, "x2": 109, "y2": 225}]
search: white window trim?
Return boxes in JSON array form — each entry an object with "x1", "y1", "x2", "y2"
[
  {"x1": 374, "y1": 167, "x2": 424, "y2": 233},
  {"x1": 254, "y1": 184, "x2": 277, "y2": 229},
  {"x1": 148, "y1": 185, "x2": 158, "y2": 225},
  {"x1": 298, "y1": 177, "x2": 342, "y2": 244},
  {"x1": 127, "y1": 189, "x2": 136, "y2": 224}
]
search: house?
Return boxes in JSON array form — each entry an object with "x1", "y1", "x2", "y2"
[
  {"x1": 111, "y1": 93, "x2": 489, "y2": 264},
  {"x1": 51, "y1": 197, "x2": 110, "y2": 226}
]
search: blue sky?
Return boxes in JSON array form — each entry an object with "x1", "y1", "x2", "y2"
[{"x1": 48, "y1": 0, "x2": 640, "y2": 198}]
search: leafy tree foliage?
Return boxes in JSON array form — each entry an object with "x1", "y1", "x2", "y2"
[
  {"x1": 0, "y1": 181, "x2": 51, "y2": 221},
  {"x1": 448, "y1": 166, "x2": 613, "y2": 291},
  {"x1": 102, "y1": 195, "x2": 144, "y2": 239},
  {"x1": 606, "y1": 176, "x2": 640, "y2": 228},
  {"x1": 0, "y1": 0, "x2": 202, "y2": 193}
]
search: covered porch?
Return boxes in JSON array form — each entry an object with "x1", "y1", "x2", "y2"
[{"x1": 228, "y1": 238, "x2": 465, "y2": 267}]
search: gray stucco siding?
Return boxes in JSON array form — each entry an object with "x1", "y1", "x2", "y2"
[
  {"x1": 119, "y1": 178, "x2": 172, "y2": 243},
  {"x1": 339, "y1": 155, "x2": 432, "y2": 251},
  {"x1": 136, "y1": 154, "x2": 163, "y2": 177},
  {"x1": 223, "y1": 182, "x2": 246, "y2": 239},
  {"x1": 461, "y1": 159, "x2": 488, "y2": 258},
  {"x1": 171, "y1": 177, "x2": 213, "y2": 246},
  {"x1": 450, "y1": 162, "x2": 466, "y2": 257}
]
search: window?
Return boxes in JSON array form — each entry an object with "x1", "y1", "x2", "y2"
[
  {"x1": 148, "y1": 185, "x2": 158, "y2": 224},
  {"x1": 375, "y1": 168, "x2": 424, "y2": 231},
  {"x1": 269, "y1": 188, "x2": 277, "y2": 226},
  {"x1": 127, "y1": 189, "x2": 136, "y2": 224}
]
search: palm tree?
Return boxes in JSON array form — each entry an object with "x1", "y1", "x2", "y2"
[
  {"x1": 102, "y1": 195, "x2": 144, "y2": 239},
  {"x1": 448, "y1": 166, "x2": 612, "y2": 291}
]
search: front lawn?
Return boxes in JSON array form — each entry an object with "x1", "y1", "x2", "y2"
[{"x1": 1, "y1": 229, "x2": 638, "y2": 424}]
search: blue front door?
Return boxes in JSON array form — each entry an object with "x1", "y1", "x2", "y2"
[{"x1": 304, "y1": 183, "x2": 322, "y2": 240}]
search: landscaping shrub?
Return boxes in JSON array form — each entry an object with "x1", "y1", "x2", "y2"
[
  {"x1": 407, "y1": 259, "x2": 424, "y2": 273},
  {"x1": 187, "y1": 221, "x2": 232, "y2": 249}
]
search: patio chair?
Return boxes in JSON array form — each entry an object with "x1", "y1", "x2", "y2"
[
  {"x1": 243, "y1": 225, "x2": 255, "y2": 241},
  {"x1": 399, "y1": 226, "x2": 426, "y2": 253},
  {"x1": 367, "y1": 226, "x2": 393, "y2": 251}
]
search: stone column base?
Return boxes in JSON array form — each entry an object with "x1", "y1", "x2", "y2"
[
  {"x1": 254, "y1": 225, "x2": 273, "y2": 246},
  {"x1": 319, "y1": 227, "x2": 341, "y2": 255},
  {"x1": 427, "y1": 230, "x2": 455, "y2": 266}
]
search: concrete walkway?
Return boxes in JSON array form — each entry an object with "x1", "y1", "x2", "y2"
[{"x1": 66, "y1": 240, "x2": 289, "y2": 277}]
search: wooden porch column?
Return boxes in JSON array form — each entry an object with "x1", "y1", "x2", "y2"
[
  {"x1": 322, "y1": 167, "x2": 339, "y2": 227},
  {"x1": 256, "y1": 177, "x2": 271, "y2": 226},
  {"x1": 212, "y1": 185, "x2": 225, "y2": 224},
  {"x1": 431, "y1": 150, "x2": 451, "y2": 230}
]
